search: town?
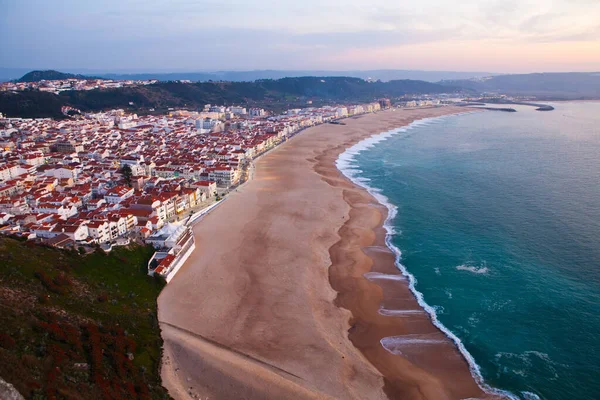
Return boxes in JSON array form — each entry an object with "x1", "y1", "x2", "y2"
[
  {"x1": 0, "y1": 99, "x2": 397, "y2": 281},
  {"x1": 0, "y1": 77, "x2": 159, "y2": 94}
]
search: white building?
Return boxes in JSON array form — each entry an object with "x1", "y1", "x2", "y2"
[
  {"x1": 61, "y1": 224, "x2": 89, "y2": 242},
  {"x1": 230, "y1": 106, "x2": 247, "y2": 115},
  {"x1": 0, "y1": 163, "x2": 22, "y2": 182},
  {"x1": 36, "y1": 203, "x2": 78, "y2": 219},
  {"x1": 44, "y1": 166, "x2": 79, "y2": 180},
  {"x1": 86, "y1": 220, "x2": 111, "y2": 243},
  {"x1": 249, "y1": 108, "x2": 266, "y2": 117},
  {"x1": 147, "y1": 225, "x2": 196, "y2": 283},
  {"x1": 208, "y1": 167, "x2": 236, "y2": 186},
  {"x1": 104, "y1": 186, "x2": 134, "y2": 204},
  {"x1": 336, "y1": 107, "x2": 349, "y2": 118},
  {"x1": 193, "y1": 181, "x2": 217, "y2": 197},
  {"x1": 196, "y1": 118, "x2": 223, "y2": 133}
]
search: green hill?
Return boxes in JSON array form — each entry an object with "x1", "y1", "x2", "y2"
[
  {"x1": 0, "y1": 76, "x2": 462, "y2": 118},
  {"x1": 0, "y1": 237, "x2": 170, "y2": 400},
  {"x1": 17, "y1": 70, "x2": 96, "y2": 83}
]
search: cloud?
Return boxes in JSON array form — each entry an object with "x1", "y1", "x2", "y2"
[{"x1": 1, "y1": 0, "x2": 599, "y2": 71}]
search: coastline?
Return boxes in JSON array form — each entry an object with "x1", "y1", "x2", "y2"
[
  {"x1": 158, "y1": 107, "x2": 495, "y2": 399},
  {"x1": 335, "y1": 115, "x2": 517, "y2": 400}
]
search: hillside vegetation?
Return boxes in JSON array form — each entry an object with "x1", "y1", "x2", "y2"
[
  {"x1": 0, "y1": 237, "x2": 170, "y2": 400},
  {"x1": 17, "y1": 70, "x2": 98, "y2": 83},
  {"x1": 0, "y1": 76, "x2": 461, "y2": 118}
]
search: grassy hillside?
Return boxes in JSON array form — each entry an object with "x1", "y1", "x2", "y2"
[
  {"x1": 0, "y1": 76, "x2": 462, "y2": 118},
  {"x1": 0, "y1": 237, "x2": 170, "y2": 400}
]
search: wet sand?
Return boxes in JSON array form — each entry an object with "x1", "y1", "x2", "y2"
[{"x1": 158, "y1": 107, "x2": 495, "y2": 399}]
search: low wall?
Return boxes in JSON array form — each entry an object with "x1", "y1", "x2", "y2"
[
  {"x1": 186, "y1": 199, "x2": 226, "y2": 226},
  {"x1": 164, "y1": 241, "x2": 196, "y2": 283}
]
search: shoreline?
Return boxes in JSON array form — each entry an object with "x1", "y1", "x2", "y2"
[
  {"x1": 158, "y1": 107, "x2": 496, "y2": 399},
  {"x1": 335, "y1": 115, "x2": 516, "y2": 399}
]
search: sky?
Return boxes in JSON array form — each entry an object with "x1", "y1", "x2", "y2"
[{"x1": 1, "y1": 0, "x2": 600, "y2": 73}]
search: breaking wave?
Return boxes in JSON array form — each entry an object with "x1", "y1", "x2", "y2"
[
  {"x1": 363, "y1": 272, "x2": 406, "y2": 281},
  {"x1": 336, "y1": 112, "x2": 521, "y2": 400},
  {"x1": 456, "y1": 264, "x2": 490, "y2": 275}
]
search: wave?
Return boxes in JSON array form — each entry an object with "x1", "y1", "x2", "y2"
[
  {"x1": 378, "y1": 308, "x2": 426, "y2": 317},
  {"x1": 494, "y1": 351, "x2": 560, "y2": 381},
  {"x1": 335, "y1": 112, "x2": 521, "y2": 400},
  {"x1": 363, "y1": 272, "x2": 406, "y2": 281},
  {"x1": 521, "y1": 392, "x2": 542, "y2": 400},
  {"x1": 456, "y1": 264, "x2": 490, "y2": 275},
  {"x1": 380, "y1": 333, "x2": 447, "y2": 356}
]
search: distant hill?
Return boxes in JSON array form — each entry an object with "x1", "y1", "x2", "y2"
[
  {"x1": 0, "y1": 68, "x2": 497, "y2": 83},
  {"x1": 17, "y1": 70, "x2": 97, "y2": 82},
  {"x1": 100, "y1": 69, "x2": 497, "y2": 83},
  {"x1": 440, "y1": 72, "x2": 600, "y2": 99},
  {"x1": 0, "y1": 76, "x2": 464, "y2": 118}
]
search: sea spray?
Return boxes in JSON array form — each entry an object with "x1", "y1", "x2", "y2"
[
  {"x1": 456, "y1": 264, "x2": 490, "y2": 275},
  {"x1": 378, "y1": 308, "x2": 426, "y2": 317},
  {"x1": 335, "y1": 113, "x2": 521, "y2": 400},
  {"x1": 380, "y1": 333, "x2": 448, "y2": 356},
  {"x1": 363, "y1": 272, "x2": 406, "y2": 281}
]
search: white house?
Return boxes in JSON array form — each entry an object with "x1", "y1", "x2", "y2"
[
  {"x1": 36, "y1": 203, "x2": 78, "y2": 219},
  {"x1": 196, "y1": 118, "x2": 223, "y2": 133},
  {"x1": 86, "y1": 220, "x2": 111, "y2": 243},
  {"x1": 104, "y1": 186, "x2": 134, "y2": 204},
  {"x1": 193, "y1": 181, "x2": 217, "y2": 197},
  {"x1": 230, "y1": 106, "x2": 247, "y2": 115},
  {"x1": 208, "y1": 167, "x2": 236, "y2": 186},
  {"x1": 0, "y1": 163, "x2": 22, "y2": 182},
  {"x1": 335, "y1": 107, "x2": 349, "y2": 118},
  {"x1": 44, "y1": 166, "x2": 79, "y2": 180},
  {"x1": 61, "y1": 223, "x2": 89, "y2": 242}
]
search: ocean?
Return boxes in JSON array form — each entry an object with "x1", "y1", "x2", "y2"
[{"x1": 337, "y1": 103, "x2": 600, "y2": 400}]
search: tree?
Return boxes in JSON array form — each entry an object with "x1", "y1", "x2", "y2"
[{"x1": 120, "y1": 164, "x2": 133, "y2": 187}]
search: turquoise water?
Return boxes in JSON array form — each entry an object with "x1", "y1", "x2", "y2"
[{"x1": 343, "y1": 103, "x2": 600, "y2": 400}]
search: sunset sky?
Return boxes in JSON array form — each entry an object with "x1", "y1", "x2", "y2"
[{"x1": 1, "y1": 0, "x2": 600, "y2": 73}]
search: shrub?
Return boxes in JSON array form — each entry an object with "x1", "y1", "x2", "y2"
[
  {"x1": 53, "y1": 272, "x2": 72, "y2": 288},
  {"x1": 56, "y1": 264, "x2": 72, "y2": 273},
  {"x1": 0, "y1": 333, "x2": 16, "y2": 349},
  {"x1": 97, "y1": 293, "x2": 108, "y2": 303},
  {"x1": 38, "y1": 294, "x2": 51, "y2": 304},
  {"x1": 21, "y1": 354, "x2": 40, "y2": 369}
]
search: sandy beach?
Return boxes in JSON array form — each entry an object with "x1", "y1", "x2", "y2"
[{"x1": 158, "y1": 107, "x2": 496, "y2": 400}]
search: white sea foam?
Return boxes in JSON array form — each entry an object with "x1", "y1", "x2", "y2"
[
  {"x1": 380, "y1": 334, "x2": 447, "y2": 355},
  {"x1": 335, "y1": 112, "x2": 520, "y2": 400},
  {"x1": 468, "y1": 313, "x2": 480, "y2": 327},
  {"x1": 378, "y1": 308, "x2": 425, "y2": 317},
  {"x1": 494, "y1": 351, "x2": 560, "y2": 381},
  {"x1": 456, "y1": 264, "x2": 490, "y2": 275},
  {"x1": 363, "y1": 272, "x2": 406, "y2": 281},
  {"x1": 521, "y1": 391, "x2": 542, "y2": 400},
  {"x1": 433, "y1": 304, "x2": 445, "y2": 314}
]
